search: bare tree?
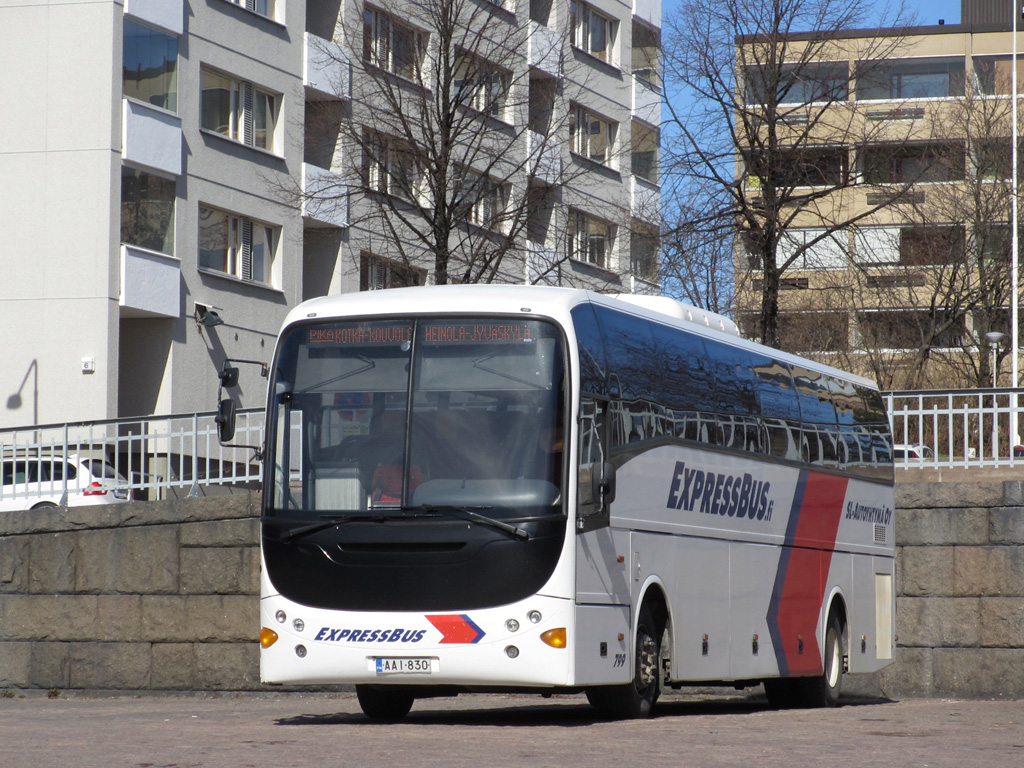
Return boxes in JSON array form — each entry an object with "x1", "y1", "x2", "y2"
[
  {"x1": 662, "y1": 0, "x2": 917, "y2": 348},
  {"x1": 303, "y1": 0, "x2": 630, "y2": 288}
]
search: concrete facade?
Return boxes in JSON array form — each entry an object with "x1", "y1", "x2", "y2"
[{"x1": 2, "y1": 479, "x2": 1024, "y2": 697}]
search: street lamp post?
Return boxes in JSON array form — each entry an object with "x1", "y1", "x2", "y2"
[{"x1": 987, "y1": 331, "x2": 1006, "y2": 458}]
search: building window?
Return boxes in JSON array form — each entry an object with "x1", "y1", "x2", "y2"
[
  {"x1": 568, "y1": 209, "x2": 613, "y2": 267},
  {"x1": 746, "y1": 147, "x2": 847, "y2": 188},
  {"x1": 630, "y1": 223, "x2": 659, "y2": 281},
  {"x1": 363, "y1": 7, "x2": 425, "y2": 80},
  {"x1": 121, "y1": 166, "x2": 175, "y2": 255},
  {"x1": 363, "y1": 131, "x2": 420, "y2": 200},
  {"x1": 360, "y1": 253, "x2": 426, "y2": 290},
  {"x1": 862, "y1": 143, "x2": 965, "y2": 184},
  {"x1": 631, "y1": 121, "x2": 659, "y2": 183},
  {"x1": 632, "y1": 20, "x2": 661, "y2": 90},
  {"x1": 123, "y1": 18, "x2": 178, "y2": 111},
  {"x1": 456, "y1": 169, "x2": 509, "y2": 230},
  {"x1": 570, "y1": 1, "x2": 614, "y2": 63},
  {"x1": 200, "y1": 68, "x2": 279, "y2": 152},
  {"x1": 973, "y1": 55, "x2": 1024, "y2": 96},
  {"x1": 570, "y1": 104, "x2": 616, "y2": 165},
  {"x1": 899, "y1": 226, "x2": 966, "y2": 266},
  {"x1": 857, "y1": 309, "x2": 967, "y2": 350},
  {"x1": 857, "y1": 57, "x2": 965, "y2": 100},
  {"x1": 223, "y1": 0, "x2": 277, "y2": 20},
  {"x1": 744, "y1": 61, "x2": 848, "y2": 105},
  {"x1": 198, "y1": 205, "x2": 276, "y2": 284},
  {"x1": 775, "y1": 312, "x2": 849, "y2": 353},
  {"x1": 454, "y1": 54, "x2": 510, "y2": 120}
]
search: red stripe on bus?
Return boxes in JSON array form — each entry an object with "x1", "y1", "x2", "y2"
[{"x1": 774, "y1": 473, "x2": 848, "y2": 676}]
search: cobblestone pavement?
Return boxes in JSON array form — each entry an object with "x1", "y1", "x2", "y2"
[{"x1": 1, "y1": 692, "x2": 1021, "y2": 767}]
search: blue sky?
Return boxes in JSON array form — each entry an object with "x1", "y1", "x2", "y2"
[{"x1": 915, "y1": 1, "x2": 961, "y2": 26}]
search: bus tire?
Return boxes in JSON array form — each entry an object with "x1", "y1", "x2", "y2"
[
  {"x1": 355, "y1": 685, "x2": 415, "y2": 721},
  {"x1": 764, "y1": 611, "x2": 844, "y2": 709},
  {"x1": 586, "y1": 602, "x2": 661, "y2": 719},
  {"x1": 800, "y1": 611, "x2": 844, "y2": 708}
]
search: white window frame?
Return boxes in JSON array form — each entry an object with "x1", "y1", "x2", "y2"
[
  {"x1": 363, "y1": 7, "x2": 425, "y2": 80},
  {"x1": 222, "y1": 0, "x2": 279, "y2": 22},
  {"x1": 198, "y1": 204, "x2": 277, "y2": 285},
  {"x1": 361, "y1": 253, "x2": 426, "y2": 290},
  {"x1": 364, "y1": 131, "x2": 421, "y2": 201},
  {"x1": 568, "y1": 208, "x2": 613, "y2": 267},
  {"x1": 458, "y1": 169, "x2": 509, "y2": 231},
  {"x1": 201, "y1": 67, "x2": 280, "y2": 153},
  {"x1": 571, "y1": 0, "x2": 615, "y2": 64},
  {"x1": 570, "y1": 104, "x2": 616, "y2": 166}
]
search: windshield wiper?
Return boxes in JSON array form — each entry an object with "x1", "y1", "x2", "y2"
[
  {"x1": 264, "y1": 511, "x2": 441, "y2": 543},
  {"x1": 413, "y1": 504, "x2": 530, "y2": 541}
]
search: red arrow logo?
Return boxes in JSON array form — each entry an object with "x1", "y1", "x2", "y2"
[{"x1": 426, "y1": 614, "x2": 486, "y2": 644}]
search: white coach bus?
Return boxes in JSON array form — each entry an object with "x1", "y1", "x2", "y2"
[{"x1": 224, "y1": 285, "x2": 895, "y2": 720}]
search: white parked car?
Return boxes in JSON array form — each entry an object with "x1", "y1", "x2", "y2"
[
  {"x1": 892, "y1": 443, "x2": 934, "y2": 461},
  {"x1": 0, "y1": 453, "x2": 132, "y2": 511}
]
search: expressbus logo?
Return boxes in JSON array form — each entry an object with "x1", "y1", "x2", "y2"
[
  {"x1": 314, "y1": 628, "x2": 427, "y2": 643},
  {"x1": 665, "y1": 461, "x2": 774, "y2": 521}
]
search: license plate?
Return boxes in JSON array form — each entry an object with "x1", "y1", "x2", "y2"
[{"x1": 374, "y1": 657, "x2": 435, "y2": 675}]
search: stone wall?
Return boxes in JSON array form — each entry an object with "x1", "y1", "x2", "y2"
[
  {"x1": 876, "y1": 480, "x2": 1024, "y2": 699},
  {"x1": 0, "y1": 495, "x2": 262, "y2": 691},
  {"x1": 1, "y1": 481, "x2": 1023, "y2": 697}
]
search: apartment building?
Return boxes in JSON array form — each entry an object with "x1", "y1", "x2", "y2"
[
  {"x1": 734, "y1": 0, "x2": 1023, "y2": 389},
  {"x1": 0, "y1": 0, "x2": 660, "y2": 430}
]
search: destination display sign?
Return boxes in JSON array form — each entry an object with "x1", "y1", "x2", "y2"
[{"x1": 307, "y1": 321, "x2": 536, "y2": 346}]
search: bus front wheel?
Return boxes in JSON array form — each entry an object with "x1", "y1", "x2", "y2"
[
  {"x1": 355, "y1": 684, "x2": 415, "y2": 721},
  {"x1": 586, "y1": 603, "x2": 662, "y2": 719}
]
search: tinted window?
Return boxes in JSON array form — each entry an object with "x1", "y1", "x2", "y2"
[
  {"x1": 653, "y1": 322, "x2": 716, "y2": 445},
  {"x1": 571, "y1": 304, "x2": 608, "y2": 397}
]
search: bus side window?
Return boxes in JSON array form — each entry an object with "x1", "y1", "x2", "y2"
[{"x1": 577, "y1": 398, "x2": 612, "y2": 529}]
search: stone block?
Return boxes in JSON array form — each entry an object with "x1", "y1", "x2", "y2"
[
  {"x1": 141, "y1": 595, "x2": 257, "y2": 642},
  {"x1": 95, "y1": 595, "x2": 144, "y2": 642},
  {"x1": 897, "y1": 546, "x2": 954, "y2": 596},
  {"x1": 27, "y1": 532, "x2": 76, "y2": 593},
  {"x1": 0, "y1": 641, "x2": 31, "y2": 687},
  {"x1": 932, "y1": 648, "x2": 1024, "y2": 699},
  {"x1": 194, "y1": 642, "x2": 260, "y2": 689},
  {"x1": 68, "y1": 642, "x2": 151, "y2": 689},
  {"x1": 896, "y1": 597, "x2": 981, "y2": 647},
  {"x1": 896, "y1": 508, "x2": 989, "y2": 546},
  {"x1": 952, "y1": 546, "x2": 1024, "y2": 596},
  {"x1": 29, "y1": 642, "x2": 70, "y2": 689},
  {"x1": 989, "y1": 509, "x2": 1024, "y2": 545},
  {"x1": 179, "y1": 547, "x2": 247, "y2": 594},
  {"x1": 151, "y1": 643, "x2": 195, "y2": 689},
  {"x1": 0, "y1": 595, "x2": 99, "y2": 641},
  {"x1": 897, "y1": 482, "x2": 1003, "y2": 510},
  {"x1": 877, "y1": 647, "x2": 934, "y2": 698},
  {"x1": 979, "y1": 598, "x2": 1024, "y2": 647},
  {"x1": 180, "y1": 518, "x2": 259, "y2": 547},
  {"x1": 0, "y1": 537, "x2": 29, "y2": 592},
  {"x1": 75, "y1": 526, "x2": 179, "y2": 594}
]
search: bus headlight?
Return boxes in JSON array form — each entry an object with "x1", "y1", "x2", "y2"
[{"x1": 540, "y1": 628, "x2": 567, "y2": 648}]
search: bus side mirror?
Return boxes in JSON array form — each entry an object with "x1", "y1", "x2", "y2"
[
  {"x1": 593, "y1": 461, "x2": 616, "y2": 509},
  {"x1": 216, "y1": 398, "x2": 237, "y2": 443},
  {"x1": 219, "y1": 366, "x2": 240, "y2": 388}
]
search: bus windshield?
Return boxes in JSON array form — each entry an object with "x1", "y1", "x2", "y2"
[{"x1": 267, "y1": 316, "x2": 566, "y2": 521}]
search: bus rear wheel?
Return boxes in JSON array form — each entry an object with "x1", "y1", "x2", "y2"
[
  {"x1": 586, "y1": 603, "x2": 661, "y2": 719},
  {"x1": 764, "y1": 611, "x2": 844, "y2": 709},
  {"x1": 355, "y1": 684, "x2": 415, "y2": 721}
]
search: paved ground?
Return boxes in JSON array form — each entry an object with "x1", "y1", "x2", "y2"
[{"x1": 1, "y1": 691, "x2": 1021, "y2": 767}]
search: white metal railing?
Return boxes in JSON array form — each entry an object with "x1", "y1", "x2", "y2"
[
  {"x1": 0, "y1": 409, "x2": 265, "y2": 507},
  {"x1": 884, "y1": 388, "x2": 1024, "y2": 470}
]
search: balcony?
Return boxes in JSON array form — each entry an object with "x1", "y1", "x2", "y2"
[
  {"x1": 302, "y1": 163, "x2": 348, "y2": 228},
  {"x1": 125, "y1": 0, "x2": 183, "y2": 35},
  {"x1": 526, "y1": 130, "x2": 562, "y2": 185},
  {"x1": 633, "y1": 0, "x2": 660, "y2": 28},
  {"x1": 120, "y1": 245, "x2": 180, "y2": 318},
  {"x1": 528, "y1": 22, "x2": 561, "y2": 76},
  {"x1": 630, "y1": 175, "x2": 661, "y2": 223},
  {"x1": 305, "y1": 32, "x2": 351, "y2": 100},
  {"x1": 633, "y1": 77, "x2": 661, "y2": 127},
  {"x1": 122, "y1": 99, "x2": 182, "y2": 177}
]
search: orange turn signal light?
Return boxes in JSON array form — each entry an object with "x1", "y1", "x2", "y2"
[
  {"x1": 540, "y1": 628, "x2": 567, "y2": 648},
  {"x1": 260, "y1": 627, "x2": 279, "y2": 648}
]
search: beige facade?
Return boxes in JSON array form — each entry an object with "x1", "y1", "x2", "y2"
[{"x1": 735, "y1": 6, "x2": 1024, "y2": 390}]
